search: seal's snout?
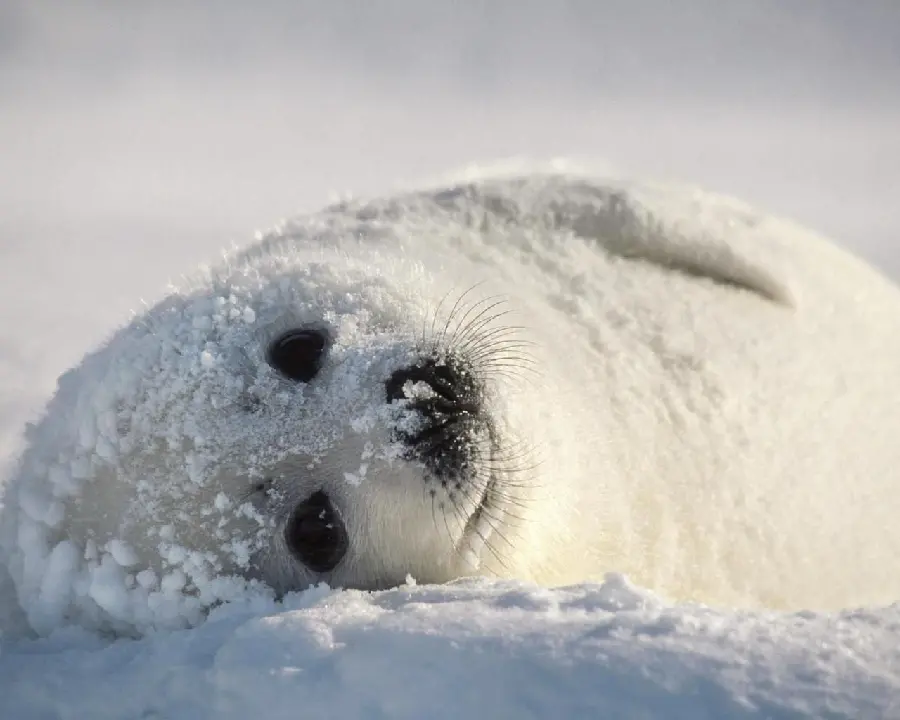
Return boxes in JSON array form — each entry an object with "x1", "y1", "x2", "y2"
[
  {"x1": 284, "y1": 490, "x2": 348, "y2": 573},
  {"x1": 385, "y1": 356, "x2": 481, "y2": 417},
  {"x1": 385, "y1": 356, "x2": 484, "y2": 479}
]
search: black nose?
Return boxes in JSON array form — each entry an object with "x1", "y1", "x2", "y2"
[
  {"x1": 385, "y1": 356, "x2": 478, "y2": 413},
  {"x1": 284, "y1": 491, "x2": 348, "y2": 573},
  {"x1": 385, "y1": 356, "x2": 483, "y2": 479}
]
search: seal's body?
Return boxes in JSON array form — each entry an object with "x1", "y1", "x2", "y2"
[{"x1": 3, "y1": 172, "x2": 900, "y2": 635}]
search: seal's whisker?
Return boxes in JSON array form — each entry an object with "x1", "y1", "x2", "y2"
[
  {"x1": 436, "y1": 283, "x2": 489, "y2": 353},
  {"x1": 484, "y1": 440, "x2": 539, "y2": 466},
  {"x1": 451, "y1": 306, "x2": 512, "y2": 351},
  {"x1": 475, "y1": 358, "x2": 540, "y2": 379},
  {"x1": 457, "y1": 327, "x2": 532, "y2": 355},
  {"x1": 451, "y1": 485, "x2": 511, "y2": 569},
  {"x1": 427, "y1": 285, "x2": 460, "y2": 350},
  {"x1": 446, "y1": 300, "x2": 510, "y2": 351},
  {"x1": 465, "y1": 333, "x2": 534, "y2": 352},
  {"x1": 475, "y1": 523, "x2": 512, "y2": 568},
  {"x1": 457, "y1": 317, "x2": 526, "y2": 344},
  {"x1": 468, "y1": 352, "x2": 538, "y2": 371},
  {"x1": 439, "y1": 499, "x2": 458, "y2": 546},
  {"x1": 461, "y1": 344, "x2": 535, "y2": 370},
  {"x1": 448, "y1": 495, "x2": 471, "y2": 535},
  {"x1": 427, "y1": 285, "x2": 486, "y2": 357},
  {"x1": 477, "y1": 503, "x2": 522, "y2": 546}
]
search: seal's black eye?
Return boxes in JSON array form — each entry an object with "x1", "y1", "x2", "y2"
[
  {"x1": 267, "y1": 329, "x2": 327, "y2": 382},
  {"x1": 284, "y1": 490, "x2": 347, "y2": 573}
]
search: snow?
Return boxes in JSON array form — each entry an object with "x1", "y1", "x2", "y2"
[{"x1": 1, "y1": 576, "x2": 898, "y2": 719}]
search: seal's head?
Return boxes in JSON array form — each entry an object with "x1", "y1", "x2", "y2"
[{"x1": 1, "y1": 239, "x2": 531, "y2": 633}]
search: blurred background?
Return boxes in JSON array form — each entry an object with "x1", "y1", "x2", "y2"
[{"x1": 1, "y1": 0, "x2": 899, "y2": 466}]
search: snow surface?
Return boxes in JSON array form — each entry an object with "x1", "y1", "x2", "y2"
[{"x1": 1, "y1": 576, "x2": 898, "y2": 719}]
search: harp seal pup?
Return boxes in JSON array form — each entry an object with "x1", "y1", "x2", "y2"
[{"x1": 2, "y1": 171, "x2": 900, "y2": 636}]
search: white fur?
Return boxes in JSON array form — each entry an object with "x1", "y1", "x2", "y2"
[{"x1": 3, "y1": 171, "x2": 900, "y2": 636}]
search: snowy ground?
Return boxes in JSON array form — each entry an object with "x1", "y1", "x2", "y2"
[
  {"x1": 2, "y1": 3, "x2": 900, "y2": 719},
  {"x1": 4, "y1": 577, "x2": 900, "y2": 719}
]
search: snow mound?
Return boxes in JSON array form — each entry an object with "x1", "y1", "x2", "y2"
[{"x1": 2, "y1": 576, "x2": 898, "y2": 719}]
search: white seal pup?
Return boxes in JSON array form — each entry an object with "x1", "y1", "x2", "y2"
[{"x1": 3, "y1": 171, "x2": 900, "y2": 636}]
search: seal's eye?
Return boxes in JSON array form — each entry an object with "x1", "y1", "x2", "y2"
[
  {"x1": 267, "y1": 329, "x2": 327, "y2": 382},
  {"x1": 284, "y1": 490, "x2": 348, "y2": 573}
]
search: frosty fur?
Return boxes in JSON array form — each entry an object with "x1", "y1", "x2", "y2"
[{"x1": 2, "y1": 171, "x2": 900, "y2": 636}]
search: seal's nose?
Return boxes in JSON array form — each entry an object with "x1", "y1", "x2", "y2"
[
  {"x1": 385, "y1": 357, "x2": 476, "y2": 412},
  {"x1": 284, "y1": 491, "x2": 348, "y2": 573},
  {"x1": 385, "y1": 356, "x2": 485, "y2": 480}
]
